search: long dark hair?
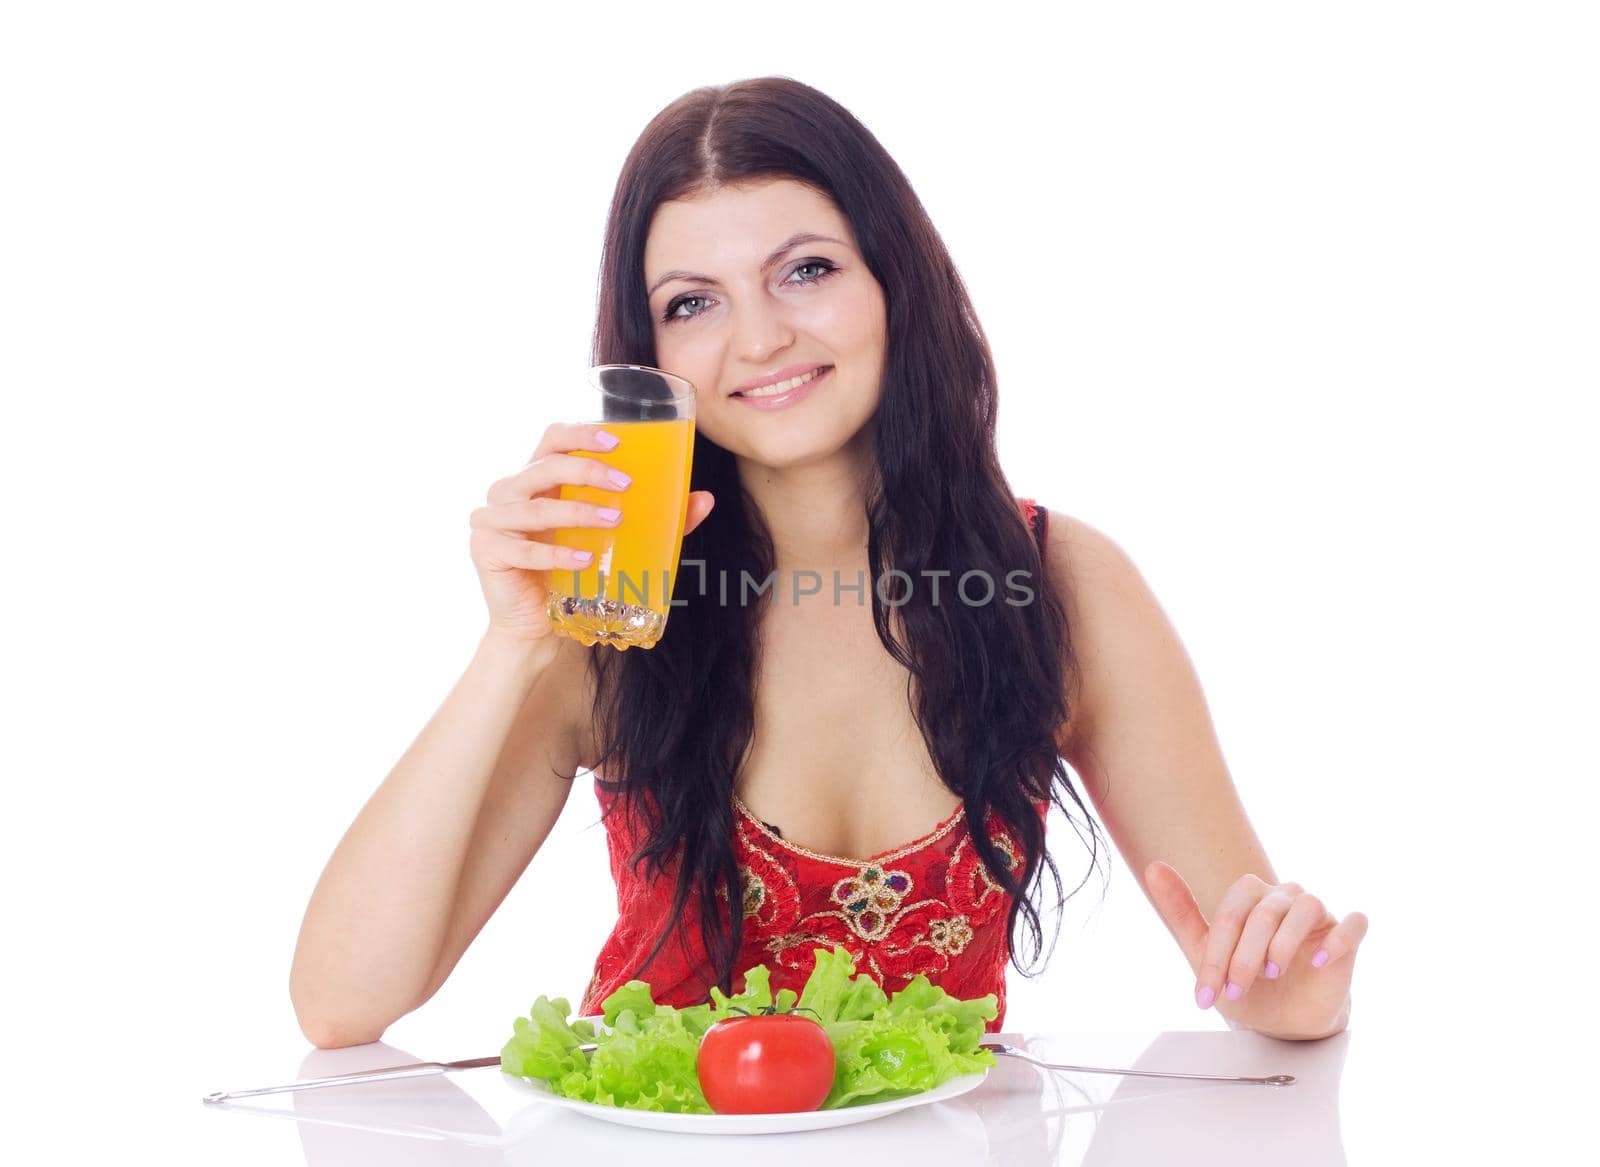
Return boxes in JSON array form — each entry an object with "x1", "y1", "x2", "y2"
[{"x1": 585, "y1": 76, "x2": 1107, "y2": 993}]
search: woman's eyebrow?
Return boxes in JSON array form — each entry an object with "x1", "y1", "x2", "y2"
[{"x1": 646, "y1": 231, "x2": 848, "y2": 298}]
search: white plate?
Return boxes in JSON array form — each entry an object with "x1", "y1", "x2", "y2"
[{"x1": 502, "y1": 1067, "x2": 989, "y2": 1135}]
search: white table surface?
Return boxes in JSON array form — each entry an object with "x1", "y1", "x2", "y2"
[{"x1": 187, "y1": 1027, "x2": 1359, "y2": 1164}]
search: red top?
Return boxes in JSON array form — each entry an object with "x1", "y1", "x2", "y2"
[{"x1": 579, "y1": 498, "x2": 1050, "y2": 1032}]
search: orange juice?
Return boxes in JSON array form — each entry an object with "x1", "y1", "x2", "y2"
[{"x1": 546, "y1": 417, "x2": 696, "y2": 649}]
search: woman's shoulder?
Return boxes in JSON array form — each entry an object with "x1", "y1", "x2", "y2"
[
  {"x1": 1032, "y1": 506, "x2": 1188, "y2": 757},
  {"x1": 1033, "y1": 507, "x2": 1138, "y2": 593},
  {"x1": 1015, "y1": 499, "x2": 1128, "y2": 567}
]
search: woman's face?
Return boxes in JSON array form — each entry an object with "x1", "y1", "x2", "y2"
[{"x1": 643, "y1": 177, "x2": 888, "y2": 470}]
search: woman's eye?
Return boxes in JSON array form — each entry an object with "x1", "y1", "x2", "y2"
[
  {"x1": 662, "y1": 295, "x2": 709, "y2": 322},
  {"x1": 792, "y1": 259, "x2": 836, "y2": 281}
]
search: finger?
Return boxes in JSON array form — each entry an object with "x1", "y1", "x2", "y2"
[
  {"x1": 1195, "y1": 875, "x2": 1270, "y2": 1009},
  {"x1": 488, "y1": 451, "x2": 632, "y2": 506},
  {"x1": 1265, "y1": 892, "x2": 1333, "y2": 973},
  {"x1": 1309, "y1": 911, "x2": 1369, "y2": 970},
  {"x1": 1143, "y1": 861, "x2": 1209, "y2": 965},
  {"x1": 470, "y1": 528, "x2": 593, "y2": 572},
  {"x1": 470, "y1": 496, "x2": 623, "y2": 535},
  {"x1": 683, "y1": 491, "x2": 716, "y2": 537},
  {"x1": 1224, "y1": 892, "x2": 1296, "y2": 998},
  {"x1": 528, "y1": 422, "x2": 622, "y2": 464}
]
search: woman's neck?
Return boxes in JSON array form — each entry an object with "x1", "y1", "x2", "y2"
[{"x1": 736, "y1": 445, "x2": 874, "y2": 577}]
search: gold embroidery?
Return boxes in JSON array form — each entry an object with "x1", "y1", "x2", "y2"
[
  {"x1": 740, "y1": 867, "x2": 767, "y2": 918},
  {"x1": 728, "y1": 798, "x2": 1012, "y2": 992},
  {"x1": 830, "y1": 864, "x2": 913, "y2": 941},
  {"x1": 878, "y1": 898, "x2": 958, "y2": 961},
  {"x1": 930, "y1": 915, "x2": 974, "y2": 956},
  {"x1": 995, "y1": 835, "x2": 1020, "y2": 870},
  {"x1": 969, "y1": 832, "x2": 1021, "y2": 902},
  {"x1": 762, "y1": 917, "x2": 856, "y2": 960},
  {"x1": 734, "y1": 823, "x2": 802, "y2": 933}
]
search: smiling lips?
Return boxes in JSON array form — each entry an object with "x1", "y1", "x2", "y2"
[{"x1": 732, "y1": 364, "x2": 832, "y2": 398}]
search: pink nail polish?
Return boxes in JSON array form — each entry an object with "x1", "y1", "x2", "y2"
[
  {"x1": 607, "y1": 468, "x2": 632, "y2": 489},
  {"x1": 1264, "y1": 960, "x2": 1281, "y2": 979},
  {"x1": 1311, "y1": 949, "x2": 1329, "y2": 968},
  {"x1": 1196, "y1": 986, "x2": 1215, "y2": 1009},
  {"x1": 1225, "y1": 981, "x2": 1243, "y2": 1001},
  {"x1": 595, "y1": 430, "x2": 621, "y2": 450}
]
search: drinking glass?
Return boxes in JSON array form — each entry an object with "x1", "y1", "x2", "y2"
[{"x1": 545, "y1": 364, "x2": 696, "y2": 650}]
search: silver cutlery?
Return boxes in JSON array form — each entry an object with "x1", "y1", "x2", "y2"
[
  {"x1": 203, "y1": 1038, "x2": 1293, "y2": 1103},
  {"x1": 202, "y1": 1053, "x2": 525, "y2": 1104},
  {"x1": 979, "y1": 1040, "x2": 1294, "y2": 1086}
]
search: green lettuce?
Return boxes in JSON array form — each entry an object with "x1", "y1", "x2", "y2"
[
  {"x1": 794, "y1": 947, "x2": 997, "y2": 1108},
  {"x1": 500, "y1": 946, "x2": 997, "y2": 1113},
  {"x1": 501, "y1": 988, "x2": 713, "y2": 1113}
]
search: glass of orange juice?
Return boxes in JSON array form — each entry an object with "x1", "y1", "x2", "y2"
[{"x1": 545, "y1": 364, "x2": 696, "y2": 651}]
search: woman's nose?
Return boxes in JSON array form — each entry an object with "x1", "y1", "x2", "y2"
[{"x1": 731, "y1": 297, "x2": 796, "y2": 365}]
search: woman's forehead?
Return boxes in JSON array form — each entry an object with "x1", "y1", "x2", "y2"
[{"x1": 644, "y1": 179, "x2": 854, "y2": 270}]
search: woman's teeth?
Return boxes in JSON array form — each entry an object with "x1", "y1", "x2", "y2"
[{"x1": 739, "y1": 367, "x2": 826, "y2": 397}]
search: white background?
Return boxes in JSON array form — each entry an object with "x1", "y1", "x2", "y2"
[{"x1": 2, "y1": 1, "x2": 1595, "y2": 1159}]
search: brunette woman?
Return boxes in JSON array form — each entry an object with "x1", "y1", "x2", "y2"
[{"x1": 290, "y1": 77, "x2": 1366, "y2": 1048}]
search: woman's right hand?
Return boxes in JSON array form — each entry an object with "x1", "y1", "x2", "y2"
[{"x1": 469, "y1": 423, "x2": 715, "y2": 645}]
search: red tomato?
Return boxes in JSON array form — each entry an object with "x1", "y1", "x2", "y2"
[{"x1": 696, "y1": 1013, "x2": 837, "y2": 1114}]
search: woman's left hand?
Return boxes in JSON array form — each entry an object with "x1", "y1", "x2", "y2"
[{"x1": 1145, "y1": 860, "x2": 1369, "y2": 1040}]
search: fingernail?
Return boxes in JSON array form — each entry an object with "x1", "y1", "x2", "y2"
[
  {"x1": 1264, "y1": 960, "x2": 1281, "y2": 979},
  {"x1": 572, "y1": 550, "x2": 594, "y2": 563},
  {"x1": 1225, "y1": 981, "x2": 1243, "y2": 1001},
  {"x1": 1311, "y1": 949, "x2": 1329, "y2": 968},
  {"x1": 1196, "y1": 986, "x2": 1215, "y2": 1009},
  {"x1": 595, "y1": 430, "x2": 621, "y2": 450},
  {"x1": 607, "y1": 468, "x2": 632, "y2": 489},
  {"x1": 596, "y1": 506, "x2": 622, "y2": 523}
]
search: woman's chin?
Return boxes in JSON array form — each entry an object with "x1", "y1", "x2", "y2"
[{"x1": 735, "y1": 429, "x2": 867, "y2": 472}]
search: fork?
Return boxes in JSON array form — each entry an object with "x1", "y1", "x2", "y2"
[
  {"x1": 203, "y1": 1047, "x2": 600, "y2": 1104},
  {"x1": 202, "y1": 1038, "x2": 1293, "y2": 1103},
  {"x1": 980, "y1": 1040, "x2": 1295, "y2": 1086}
]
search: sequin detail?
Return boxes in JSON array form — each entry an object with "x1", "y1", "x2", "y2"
[
  {"x1": 740, "y1": 803, "x2": 1040, "y2": 986},
  {"x1": 830, "y1": 864, "x2": 913, "y2": 941}
]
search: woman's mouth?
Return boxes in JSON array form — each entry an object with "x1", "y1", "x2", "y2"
[{"x1": 730, "y1": 365, "x2": 832, "y2": 409}]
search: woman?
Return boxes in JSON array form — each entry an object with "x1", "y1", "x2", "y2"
[{"x1": 289, "y1": 77, "x2": 1366, "y2": 1047}]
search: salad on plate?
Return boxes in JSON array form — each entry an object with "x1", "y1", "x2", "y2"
[{"x1": 500, "y1": 945, "x2": 997, "y2": 1115}]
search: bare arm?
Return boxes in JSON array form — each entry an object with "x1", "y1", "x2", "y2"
[
  {"x1": 410, "y1": 633, "x2": 598, "y2": 1010},
  {"x1": 288, "y1": 419, "x2": 714, "y2": 1049},
  {"x1": 288, "y1": 420, "x2": 669, "y2": 1048},
  {"x1": 288, "y1": 629, "x2": 585, "y2": 1047},
  {"x1": 1047, "y1": 510, "x2": 1357, "y2": 1039},
  {"x1": 1046, "y1": 511, "x2": 1279, "y2": 915}
]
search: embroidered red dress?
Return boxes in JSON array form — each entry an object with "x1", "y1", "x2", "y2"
[{"x1": 578, "y1": 498, "x2": 1051, "y2": 1033}]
